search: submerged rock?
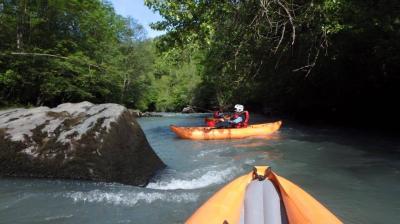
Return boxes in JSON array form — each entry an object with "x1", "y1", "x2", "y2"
[{"x1": 0, "y1": 102, "x2": 165, "y2": 186}]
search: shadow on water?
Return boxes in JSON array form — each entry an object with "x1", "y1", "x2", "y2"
[{"x1": 282, "y1": 120, "x2": 400, "y2": 155}]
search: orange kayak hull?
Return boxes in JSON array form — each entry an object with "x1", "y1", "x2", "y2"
[
  {"x1": 186, "y1": 166, "x2": 342, "y2": 224},
  {"x1": 170, "y1": 121, "x2": 282, "y2": 140}
]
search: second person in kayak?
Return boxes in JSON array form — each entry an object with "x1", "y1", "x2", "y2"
[{"x1": 216, "y1": 104, "x2": 249, "y2": 128}]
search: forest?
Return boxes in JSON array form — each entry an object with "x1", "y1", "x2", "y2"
[{"x1": 1, "y1": 0, "x2": 399, "y2": 127}]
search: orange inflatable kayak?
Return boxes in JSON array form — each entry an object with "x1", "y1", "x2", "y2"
[
  {"x1": 186, "y1": 166, "x2": 342, "y2": 224},
  {"x1": 170, "y1": 121, "x2": 282, "y2": 140}
]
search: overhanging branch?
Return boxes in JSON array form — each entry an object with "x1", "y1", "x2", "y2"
[{"x1": 10, "y1": 52, "x2": 105, "y2": 71}]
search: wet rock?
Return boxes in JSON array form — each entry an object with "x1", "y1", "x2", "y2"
[
  {"x1": 141, "y1": 112, "x2": 162, "y2": 117},
  {"x1": 0, "y1": 102, "x2": 165, "y2": 186},
  {"x1": 128, "y1": 109, "x2": 163, "y2": 117},
  {"x1": 182, "y1": 106, "x2": 195, "y2": 113},
  {"x1": 129, "y1": 109, "x2": 142, "y2": 117}
]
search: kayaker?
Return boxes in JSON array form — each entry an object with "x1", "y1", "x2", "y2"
[
  {"x1": 213, "y1": 106, "x2": 225, "y2": 119},
  {"x1": 231, "y1": 104, "x2": 249, "y2": 128},
  {"x1": 216, "y1": 104, "x2": 249, "y2": 128}
]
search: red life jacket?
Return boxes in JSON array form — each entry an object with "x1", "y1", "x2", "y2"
[
  {"x1": 213, "y1": 111, "x2": 221, "y2": 118},
  {"x1": 205, "y1": 118, "x2": 216, "y2": 127},
  {"x1": 206, "y1": 111, "x2": 223, "y2": 127},
  {"x1": 232, "y1": 111, "x2": 249, "y2": 128}
]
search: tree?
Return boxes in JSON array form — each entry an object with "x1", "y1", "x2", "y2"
[
  {"x1": 0, "y1": 0, "x2": 154, "y2": 109},
  {"x1": 146, "y1": 0, "x2": 400, "y2": 126}
]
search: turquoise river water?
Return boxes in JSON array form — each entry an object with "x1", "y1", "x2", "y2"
[{"x1": 1, "y1": 113, "x2": 400, "y2": 224}]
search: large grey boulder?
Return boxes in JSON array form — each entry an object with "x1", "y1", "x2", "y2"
[{"x1": 0, "y1": 102, "x2": 165, "y2": 186}]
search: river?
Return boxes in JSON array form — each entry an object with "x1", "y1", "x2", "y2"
[{"x1": 1, "y1": 113, "x2": 399, "y2": 223}]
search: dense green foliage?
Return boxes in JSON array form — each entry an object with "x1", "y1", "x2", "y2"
[
  {"x1": 0, "y1": 0, "x2": 199, "y2": 111},
  {"x1": 147, "y1": 46, "x2": 203, "y2": 111},
  {"x1": 146, "y1": 0, "x2": 400, "y2": 124},
  {"x1": 0, "y1": 0, "x2": 140, "y2": 107},
  {"x1": 1, "y1": 0, "x2": 399, "y2": 124}
]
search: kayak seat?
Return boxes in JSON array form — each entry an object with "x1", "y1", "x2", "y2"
[{"x1": 240, "y1": 179, "x2": 288, "y2": 224}]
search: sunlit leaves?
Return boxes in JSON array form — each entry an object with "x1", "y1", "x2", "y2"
[{"x1": 0, "y1": 0, "x2": 152, "y2": 107}]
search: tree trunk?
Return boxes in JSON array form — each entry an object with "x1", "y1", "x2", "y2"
[{"x1": 16, "y1": 0, "x2": 28, "y2": 49}]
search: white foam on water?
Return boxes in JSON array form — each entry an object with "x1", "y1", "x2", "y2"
[
  {"x1": 146, "y1": 167, "x2": 239, "y2": 190},
  {"x1": 196, "y1": 148, "x2": 228, "y2": 158},
  {"x1": 244, "y1": 158, "x2": 256, "y2": 165},
  {"x1": 64, "y1": 190, "x2": 198, "y2": 207},
  {"x1": 44, "y1": 214, "x2": 73, "y2": 221}
]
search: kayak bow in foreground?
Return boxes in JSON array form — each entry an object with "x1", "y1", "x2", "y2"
[{"x1": 186, "y1": 166, "x2": 342, "y2": 224}]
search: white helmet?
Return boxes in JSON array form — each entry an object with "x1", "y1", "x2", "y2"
[{"x1": 234, "y1": 104, "x2": 244, "y2": 112}]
